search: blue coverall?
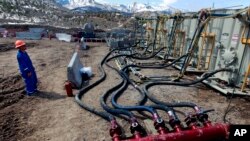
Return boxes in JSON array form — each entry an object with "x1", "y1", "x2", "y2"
[{"x1": 17, "y1": 50, "x2": 38, "y2": 95}]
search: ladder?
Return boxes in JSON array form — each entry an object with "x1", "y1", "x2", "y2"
[
  {"x1": 241, "y1": 64, "x2": 250, "y2": 92},
  {"x1": 197, "y1": 32, "x2": 215, "y2": 70},
  {"x1": 173, "y1": 30, "x2": 185, "y2": 58},
  {"x1": 241, "y1": 25, "x2": 250, "y2": 45}
]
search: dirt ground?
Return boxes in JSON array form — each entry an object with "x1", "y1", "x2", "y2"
[{"x1": 0, "y1": 37, "x2": 250, "y2": 141}]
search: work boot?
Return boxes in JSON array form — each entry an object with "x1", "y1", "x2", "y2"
[{"x1": 26, "y1": 89, "x2": 39, "y2": 96}]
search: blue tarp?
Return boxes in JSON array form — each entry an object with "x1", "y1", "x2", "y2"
[
  {"x1": 16, "y1": 32, "x2": 42, "y2": 40},
  {"x1": 29, "y1": 28, "x2": 47, "y2": 37}
]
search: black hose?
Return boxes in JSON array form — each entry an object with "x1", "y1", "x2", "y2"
[
  {"x1": 100, "y1": 61, "x2": 135, "y2": 119},
  {"x1": 75, "y1": 47, "x2": 133, "y2": 121},
  {"x1": 150, "y1": 104, "x2": 180, "y2": 122},
  {"x1": 100, "y1": 77, "x2": 135, "y2": 119},
  {"x1": 104, "y1": 46, "x2": 227, "y2": 115},
  {"x1": 111, "y1": 71, "x2": 159, "y2": 118},
  {"x1": 104, "y1": 47, "x2": 190, "y2": 122},
  {"x1": 106, "y1": 59, "x2": 180, "y2": 122},
  {"x1": 104, "y1": 57, "x2": 161, "y2": 119},
  {"x1": 179, "y1": 14, "x2": 209, "y2": 75},
  {"x1": 143, "y1": 68, "x2": 233, "y2": 109},
  {"x1": 121, "y1": 54, "x2": 187, "y2": 71},
  {"x1": 107, "y1": 47, "x2": 165, "y2": 62},
  {"x1": 105, "y1": 52, "x2": 187, "y2": 112}
]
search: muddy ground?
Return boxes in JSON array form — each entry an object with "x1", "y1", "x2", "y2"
[{"x1": 0, "y1": 38, "x2": 250, "y2": 141}]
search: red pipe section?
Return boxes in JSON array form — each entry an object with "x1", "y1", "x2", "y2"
[
  {"x1": 65, "y1": 81, "x2": 73, "y2": 97},
  {"x1": 115, "y1": 123, "x2": 229, "y2": 141},
  {"x1": 110, "y1": 120, "x2": 123, "y2": 141}
]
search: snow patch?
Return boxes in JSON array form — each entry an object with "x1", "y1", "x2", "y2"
[{"x1": 59, "y1": 0, "x2": 172, "y2": 13}]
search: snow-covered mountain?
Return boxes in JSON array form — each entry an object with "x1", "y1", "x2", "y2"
[
  {"x1": 131, "y1": 2, "x2": 155, "y2": 13},
  {"x1": 56, "y1": 0, "x2": 172, "y2": 13},
  {"x1": 0, "y1": 0, "x2": 89, "y2": 27},
  {"x1": 112, "y1": 4, "x2": 130, "y2": 13},
  {"x1": 65, "y1": 0, "x2": 101, "y2": 9},
  {"x1": 64, "y1": 0, "x2": 126, "y2": 13},
  {"x1": 130, "y1": 2, "x2": 172, "y2": 13}
]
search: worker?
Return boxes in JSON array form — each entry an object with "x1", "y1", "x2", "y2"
[{"x1": 15, "y1": 40, "x2": 38, "y2": 96}]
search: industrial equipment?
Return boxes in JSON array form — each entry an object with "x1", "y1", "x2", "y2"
[{"x1": 201, "y1": 8, "x2": 250, "y2": 95}]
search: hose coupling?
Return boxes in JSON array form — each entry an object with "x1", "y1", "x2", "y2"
[
  {"x1": 110, "y1": 119, "x2": 122, "y2": 140},
  {"x1": 167, "y1": 111, "x2": 181, "y2": 129},
  {"x1": 154, "y1": 117, "x2": 168, "y2": 134},
  {"x1": 130, "y1": 121, "x2": 147, "y2": 137},
  {"x1": 184, "y1": 113, "x2": 198, "y2": 128}
]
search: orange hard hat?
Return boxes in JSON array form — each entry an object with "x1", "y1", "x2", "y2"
[{"x1": 15, "y1": 40, "x2": 26, "y2": 48}]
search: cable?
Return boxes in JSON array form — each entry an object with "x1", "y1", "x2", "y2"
[{"x1": 223, "y1": 88, "x2": 235, "y2": 123}]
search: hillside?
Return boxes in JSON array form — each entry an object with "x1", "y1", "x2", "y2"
[{"x1": 0, "y1": 0, "x2": 130, "y2": 29}]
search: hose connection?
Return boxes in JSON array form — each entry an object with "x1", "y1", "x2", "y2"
[
  {"x1": 196, "y1": 109, "x2": 215, "y2": 126},
  {"x1": 167, "y1": 111, "x2": 181, "y2": 131},
  {"x1": 130, "y1": 118, "x2": 147, "y2": 138},
  {"x1": 184, "y1": 112, "x2": 199, "y2": 129},
  {"x1": 110, "y1": 119, "x2": 122, "y2": 141},
  {"x1": 185, "y1": 108, "x2": 215, "y2": 128},
  {"x1": 154, "y1": 117, "x2": 168, "y2": 134}
]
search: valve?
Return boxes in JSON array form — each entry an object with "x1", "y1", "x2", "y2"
[
  {"x1": 130, "y1": 117, "x2": 147, "y2": 137},
  {"x1": 110, "y1": 119, "x2": 122, "y2": 141},
  {"x1": 130, "y1": 121, "x2": 147, "y2": 138},
  {"x1": 117, "y1": 123, "x2": 229, "y2": 141},
  {"x1": 185, "y1": 108, "x2": 214, "y2": 128},
  {"x1": 167, "y1": 111, "x2": 181, "y2": 132},
  {"x1": 184, "y1": 112, "x2": 199, "y2": 129},
  {"x1": 154, "y1": 117, "x2": 168, "y2": 134},
  {"x1": 196, "y1": 109, "x2": 214, "y2": 126}
]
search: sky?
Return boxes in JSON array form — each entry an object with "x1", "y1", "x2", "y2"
[{"x1": 96, "y1": 0, "x2": 250, "y2": 11}]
